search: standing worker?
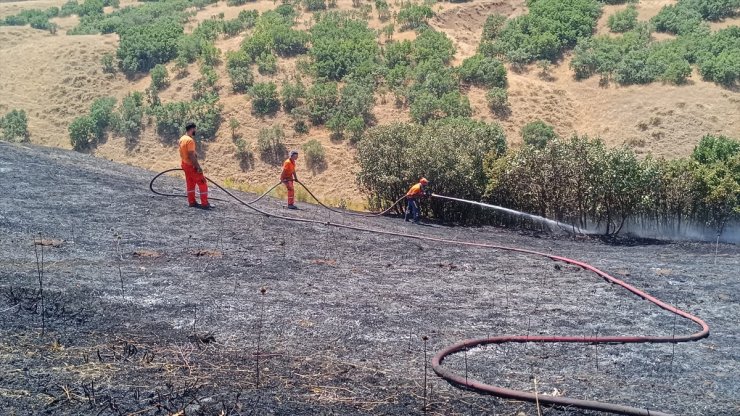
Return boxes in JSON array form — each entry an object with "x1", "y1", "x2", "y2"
[
  {"x1": 179, "y1": 123, "x2": 211, "y2": 209},
  {"x1": 281, "y1": 150, "x2": 299, "y2": 210},
  {"x1": 405, "y1": 177, "x2": 430, "y2": 224}
]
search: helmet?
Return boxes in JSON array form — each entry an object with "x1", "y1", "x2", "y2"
[{"x1": 420, "y1": 178, "x2": 429, "y2": 185}]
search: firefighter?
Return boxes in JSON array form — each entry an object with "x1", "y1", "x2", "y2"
[
  {"x1": 405, "y1": 178, "x2": 430, "y2": 224},
  {"x1": 179, "y1": 123, "x2": 211, "y2": 209},
  {"x1": 281, "y1": 150, "x2": 299, "y2": 209}
]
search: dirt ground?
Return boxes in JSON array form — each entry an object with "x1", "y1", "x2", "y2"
[
  {"x1": 1, "y1": 0, "x2": 739, "y2": 207},
  {"x1": 1, "y1": 142, "x2": 739, "y2": 415}
]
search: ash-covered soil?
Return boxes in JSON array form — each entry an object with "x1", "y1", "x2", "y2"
[{"x1": 1, "y1": 142, "x2": 738, "y2": 416}]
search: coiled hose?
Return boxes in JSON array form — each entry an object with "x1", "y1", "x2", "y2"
[{"x1": 150, "y1": 169, "x2": 710, "y2": 416}]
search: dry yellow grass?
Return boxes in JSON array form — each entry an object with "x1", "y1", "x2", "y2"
[{"x1": 1, "y1": 0, "x2": 738, "y2": 206}]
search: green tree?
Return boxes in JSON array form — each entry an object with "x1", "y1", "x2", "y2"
[
  {"x1": 226, "y1": 51, "x2": 254, "y2": 93},
  {"x1": 486, "y1": 87, "x2": 509, "y2": 115},
  {"x1": 117, "y1": 19, "x2": 183, "y2": 75},
  {"x1": 281, "y1": 79, "x2": 306, "y2": 113},
  {"x1": 114, "y1": 92, "x2": 145, "y2": 141},
  {"x1": 307, "y1": 82, "x2": 339, "y2": 125},
  {"x1": 692, "y1": 135, "x2": 740, "y2": 165},
  {"x1": 256, "y1": 125, "x2": 286, "y2": 164},
  {"x1": 397, "y1": 4, "x2": 434, "y2": 30},
  {"x1": 310, "y1": 13, "x2": 379, "y2": 80},
  {"x1": 89, "y1": 97, "x2": 117, "y2": 141}
]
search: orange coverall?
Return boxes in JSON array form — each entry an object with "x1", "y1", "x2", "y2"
[
  {"x1": 179, "y1": 135, "x2": 209, "y2": 206},
  {"x1": 281, "y1": 158, "x2": 297, "y2": 205}
]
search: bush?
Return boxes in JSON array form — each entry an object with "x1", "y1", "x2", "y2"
[
  {"x1": 521, "y1": 120, "x2": 557, "y2": 148},
  {"x1": 256, "y1": 125, "x2": 286, "y2": 164},
  {"x1": 114, "y1": 92, "x2": 145, "y2": 140},
  {"x1": 101, "y1": 53, "x2": 116, "y2": 73},
  {"x1": 281, "y1": 79, "x2": 306, "y2": 113},
  {"x1": 226, "y1": 51, "x2": 254, "y2": 93},
  {"x1": 310, "y1": 13, "x2": 379, "y2": 81},
  {"x1": 357, "y1": 118, "x2": 507, "y2": 222},
  {"x1": 457, "y1": 54, "x2": 507, "y2": 88},
  {"x1": 303, "y1": 139, "x2": 327, "y2": 172},
  {"x1": 117, "y1": 19, "x2": 183, "y2": 75},
  {"x1": 412, "y1": 28, "x2": 455, "y2": 65},
  {"x1": 249, "y1": 82, "x2": 280, "y2": 115},
  {"x1": 481, "y1": 14, "x2": 507, "y2": 41},
  {"x1": 234, "y1": 137, "x2": 254, "y2": 170},
  {"x1": 150, "y1": 64, "x2": 170, "y2": 90},
  {"x1": 307, "y1": 82, "x2": 339, "y2": 125},
  {"x1": 69, "y1": 116, "x2": 96, "y2": 150},
  {"x1": 60, "y1": 1, "x2": 79, "y2": 17},
  {"x1": 227, "y1": 0, "x2": 256, "y2": 5},
  {"x1": 1, "y1": 109, "x2": 30, "y2": 142},
  {"x1": 89, "y1": 97, "x2": 117, "y2": 141},
  {"x1": 151, "y1": 97, "x2": 222, "y2": 143},
  {"x1": 256, "y1": 53, "x2": 278, "y2": 75},
  {"x1": 303, "y1": 0, "x2": 326, "y2": 11},
  {"x1": 491, "y1": 0, "x2": 602, "y2": 63},
  {"x1": 693, "y1": 135, "x2": 740, "y2": 165},
  {"x1": 651, "y1": 4, "x2": 703, "y2": 35},
  {"x1": 608, "y1": 5, "x2": 638, "y2": 33},
  {"x1": 695, "y1": 27, "x2": 740, "y2": 86},
  {"x1": 397, "y1": 4, "x2": 434, "y2": 30},
  {"x1": 486, "y1": 87, "x2": 509, "y2": 114}
]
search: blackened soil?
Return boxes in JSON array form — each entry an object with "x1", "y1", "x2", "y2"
[{"x1": 1, "y1": 142, "x2": 738, "y2": 416}]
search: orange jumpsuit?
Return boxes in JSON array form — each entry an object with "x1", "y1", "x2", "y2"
[
  {"x1": 281, "y1": 158, "x2": 297, "y2": 205},
  {"x1": 179, "y1": 135, "x2": 208, "y2": 206}
]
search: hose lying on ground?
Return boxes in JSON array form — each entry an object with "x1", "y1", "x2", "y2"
[{"x1": 150, "y1": 169, "x2": 710, "y2": 416}]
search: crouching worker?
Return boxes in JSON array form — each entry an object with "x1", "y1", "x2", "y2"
[
  {"x1": 281, "y1": 150, "x2": 299, "y2": 209},
  {"x1": 179, "y1": 123, "x2": 211, "y2": 209},
  {"x1": 405, "y1": 177, "x2": 430, "y2": 224}
]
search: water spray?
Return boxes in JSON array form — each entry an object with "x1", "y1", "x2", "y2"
[{"x1": 431, "y1": 194, "x2": 590, "y2": 234}]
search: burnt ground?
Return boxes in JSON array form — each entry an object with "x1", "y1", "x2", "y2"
[{"x1": 1, "y1": 142, "x2": 738, "y2": 416}]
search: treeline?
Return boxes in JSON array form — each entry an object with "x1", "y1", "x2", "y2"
[{"x1": 357, "y1": 120, "x2": 740, "y2": 235}]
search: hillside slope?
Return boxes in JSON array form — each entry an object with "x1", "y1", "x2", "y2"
[{"x1": 0, "y1": 0, "x2": 739, "y2": 207}]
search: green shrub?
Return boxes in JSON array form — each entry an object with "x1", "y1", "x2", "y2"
[
  {"x1": 303, "y1": 0, "x2": 326, "y2": 11},
  {"x1": 60, "y1": 0, "x2": 79, "y2": 17},
  {"x1": 234, "y1": 137, "x2": 254, "y2": 169},
  {"x1": 281, "y1": 79, "x2": 306, "y2": 113},
  {"x1": 481, "y1": 14, "x2": 507, "y2": 41},
  {"x1": 101, "y1": 53, "x2": 116, "y2": 73},
  {"x1": 310, "y1": 12, "x2": 379, "y2": 81},
  {"x1": 693, "y1": 135, "x2": 740, "y2": 164},
  {"x1": 695, "y1": 27, "x2": 740, "y2": 86},
  {"x1": 117, "y1": 19, "x2": 183, "y2": 75},
  {"x1": 1, "y1": 109, "x2": 30, "y2": 142},
  {"x1": 238, "y1": 10, "x2": 259, "y2": 27},
  {"x1": 397, "y1": 4, "x2": 434, "y2": 30},
  {"x1": 651, "y1": 4, "x2": 703, "y2": 35},
  {"x1": 491, "y1": 0, "x2": 602, "y2": 63},
  {"x1": 457, "y1": 54, "x2": 507, "y2": 88},
  {"x1": 307, "y1": 82, "x2": 339, "y2": 124},
  {"x1": 256, "y1": 125, "x2": 286, "y2": 164},
  {"x1": 607, "y1": 5, "x2": 638, "y2": 33},
  {"x1": 521, "y1": 120, "x2": 557, "y2": 148},
  {"x1": 89, "y1": 97, "x2": 117, "y2": 140},
  {"x1": 114, "y1": 92, "x2": 145, "y2": 141},
  {"x1": 256, "y1": 53, "x2": 278, "y2": 75},
  {"x1": 303, "y1": 139, "x2": 327, "y2": 172},
  {"x1": 69, "y1": 116, "x2": 97, "y2": 150},
  {"x1": 249, "y1": 82, "x2": 280, "y2": 115},
  {"x1": 150, "y1": 64, "x2": 170, "y2": 90},
  {"x1": 227, "y1": 0, "x2": 256, "y2": 5},
  {"x1": 412, "y1": 28, "x2": 455, "y2": 65},
  {"x1": 226, "y1": 51, "x2": 254, "y2": 93},
  {"x1": 486, "y1": 87, "x2": 509, "y2": 114}
]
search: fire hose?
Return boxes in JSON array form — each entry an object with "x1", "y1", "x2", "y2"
[{"x1": 150, "y1": 169, "x2": 710, "y2": 416}]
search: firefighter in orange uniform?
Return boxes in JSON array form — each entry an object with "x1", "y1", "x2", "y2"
[
  {"x1": 405, "y1": 178, "x2": 430, "y2": 224},
  {"x1": 281, "y1": 150, "x2": 299, "y2": 209},
  {"x1": 179, "y1": 123, "x2": 211, "y2": 209}
]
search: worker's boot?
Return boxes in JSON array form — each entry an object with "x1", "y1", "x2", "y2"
[{"x1": 189, "y1": 202, "x2": 200, "y2": 208}]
